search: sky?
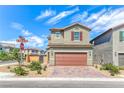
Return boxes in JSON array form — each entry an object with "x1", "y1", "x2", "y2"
[{"x1": 0, "y1": 5, "x2": 124, "y2": 50}]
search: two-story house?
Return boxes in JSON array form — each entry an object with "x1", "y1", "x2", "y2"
[
  {"x1": 47, "y1": 23, "x2": 93, "y2": 66},
  {"x1": 90, "y1": 23, "x2": 124, "y2": 66}
]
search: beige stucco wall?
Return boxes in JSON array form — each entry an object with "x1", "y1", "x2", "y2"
[
  {"x1": 64, "y1": 25, "x2": 89, "y2": 45},
  {"x1": 49, "y1": 25, "x2": 90, "y2": 45},
  {"x1": 48, "y1": 48, "x2": 93, "y2": 66},
  {"x1": 48, "y1": 24, "x2": 92, "y2": 66}
]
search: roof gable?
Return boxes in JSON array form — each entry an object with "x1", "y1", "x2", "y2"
[{"x1": 50, "y1": 23, "x2": 91, "y2": 32}]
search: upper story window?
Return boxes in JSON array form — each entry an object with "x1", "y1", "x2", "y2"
[
  {"x1": 71, "y1": 31, "x2": 82, "y2": 41},
  {"x1": 120, "y1": 31, "x2": 124, "y2": 41},
  {"x1": 74, "y1": 32, "x2": 80, "y2": 40},
  {"x1": 32, "y1": 50, "x2": 36, "y2": 54},
  {"x1": 55, "y1": 32, "x2": 61, "y2": 39}
]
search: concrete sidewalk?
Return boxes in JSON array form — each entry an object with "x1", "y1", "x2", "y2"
[
  {"x1": 0, "y1": 77, "x2": 124, "y2": 81},
  {"x1": 0, "y1": 61, "x2": 18, "y2": 67},
  {"x1": 0, "y1": 72, "x2": 15, "y2": 78}
]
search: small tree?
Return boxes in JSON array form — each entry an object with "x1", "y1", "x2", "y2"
[
  {"x1": 10, "y1": 48, "x2": 22, "y2": 66},
  {"x1": 0, "y1": 51, "x2": 10, "y2": 61}
]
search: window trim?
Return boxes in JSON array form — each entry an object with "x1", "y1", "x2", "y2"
[
  {"x1": 55, "y1": 32, "x2": 61, "y2": 39},
  {"x1": 73, "y1": 32, "x2": 80, "y2": 41},
  {"x1": 120, "y1": 31, "x2": 124, "y2": 42}
]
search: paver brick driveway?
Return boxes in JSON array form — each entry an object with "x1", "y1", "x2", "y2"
[{"x1": 49, "y1": 66, "x2": 107, "y2": 78}]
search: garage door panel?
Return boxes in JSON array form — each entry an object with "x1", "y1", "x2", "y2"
[{"x1": 55, "y1": 52, "x2": 87, "y2": 66}]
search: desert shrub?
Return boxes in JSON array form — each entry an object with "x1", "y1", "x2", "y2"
[
  {"x1": 101, "y1": 63, "x2": 120, "y2": 75},
  {"x1": 110, "y1": 72, "x2": 115, "y2": 76},
  {"x1": 43, "y1": 65, "x2": 47, "y2": 71},
  {"x1": 95, "y1": 65, "x2": 98, "y2": 69},
  {"x1": 109, "y1": 66, "x2": 119, "y2": 74},
  {"x1": 102, "y1": 63, "x2": 113, "y2": 70},
  {"x1": 28, "y1": 62, "x2": 42, "y2": 71},
  {"x1": 119, "y1": 66, "x2": 124, "y2": 70},
  {"x1": 36, "y1": 64, "x2": 42, "y2": 74},
  {"x1": 12, "y1": 66, "x2": 28, "y2": 76},
  {"x1": 100, "y1": 67, "x2": 103, "y2": 70},
  {"x1": 7, "y1": 66, "x2": 10, "y2": 69},
  {"x1": 37, "y1": 69, "x2": 42, "y2": 74}
]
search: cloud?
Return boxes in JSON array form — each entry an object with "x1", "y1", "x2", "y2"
[
  {"x1": 11, "y1": 22, "x2": 32, "y2": 36},
  {"x1": 35, "y1": 9, "x2": 56, "y2": 20},
  {"x1": 11, "y1": 22, "x2": 48, "y2": 49},
  {"x1": 86, "y1": 8, "x2": 106, "y2": 22},
  {"x1": 71, "y1": 7, "x2": 124, "y2": 39},
  {"x1": 47, "y1": 7, "x2": 79, "y2": 25},
  {"x1": 22, "y1": 29, "x2": 32, "y2": 36},
  {"x1": 0, "y1": 40, "x2": 17, "y2": 45},
  {"x1": 89, "y1": 7, "x2": 124, "y2": 33},
  {"x1": 26, "y1": 34, "x2": 48, "y2": 49},
  {"x1": 11, "y1": 22, "x2": 24, "y2": 30},
  {"x1": 71, "y1": 6, "x2": 101, "y2": 23},
  {"x1": 71, "y1": 11, "x2": 88, "y2": 23},
  {"x1": 0, "y1": 35, "x2": 48, "y2": 49},
  {"x1": 30, "y1": 36, "x2": 43, "y2": 45},
  {"x1": 88, "y1": 7, "x2": 124, "y2": 39},
  {"x1": 0, "y1": 40, "x2": 20, "y2": 48}
]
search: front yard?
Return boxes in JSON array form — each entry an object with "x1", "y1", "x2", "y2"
[
  {"x1": 93, "y1": 64, "x2": 124, "y2": 78},
  {"x1": 0, "y1": 63, "x2": 107, "y2": 78},
  {"x1": 1, "y1": 62, "x2": 124, "y2": 78},
  {"x1": 0, "y1": 62, "x2": 52, "y2": 77}
]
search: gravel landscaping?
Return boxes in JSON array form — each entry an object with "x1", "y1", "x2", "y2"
[
  {"x1": 0, "y1": 63, "x2": 52, "y2": 77},
  {"x1": 93, "y1": 64, "x2": 124, "y2": 78}
]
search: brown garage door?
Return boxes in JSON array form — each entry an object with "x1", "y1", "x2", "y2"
[{"x1": 55, "y1": 52, "x2": 87, "y2": 66}]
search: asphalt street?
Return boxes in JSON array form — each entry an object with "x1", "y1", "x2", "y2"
[{"x1": 0, "y1": 80, "x2": 124, "y2": 88}]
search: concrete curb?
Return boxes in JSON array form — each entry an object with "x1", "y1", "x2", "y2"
[{"x1": 0, "y1": 77, "x2": 124, "y2": 81}]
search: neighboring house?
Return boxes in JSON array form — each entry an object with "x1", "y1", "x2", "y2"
[
  {"x1": 0, "y1": 43, "x2": 15, "y2": 52},
  {"x1": 43, "y1": 51, "x2": 48, "y2": 65},
  {"x1": 47, "y1": 23, "x2": 93, "y2": 66},
  {"x1": 24, "y1": 48, "x2": 41, "y2": 55},
  {"x1": 24, "y1": 48, "x2": 44, "y2": 62},
  {"x1": 90, "y1": 24, "x2": 124, "y2": 66}
]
